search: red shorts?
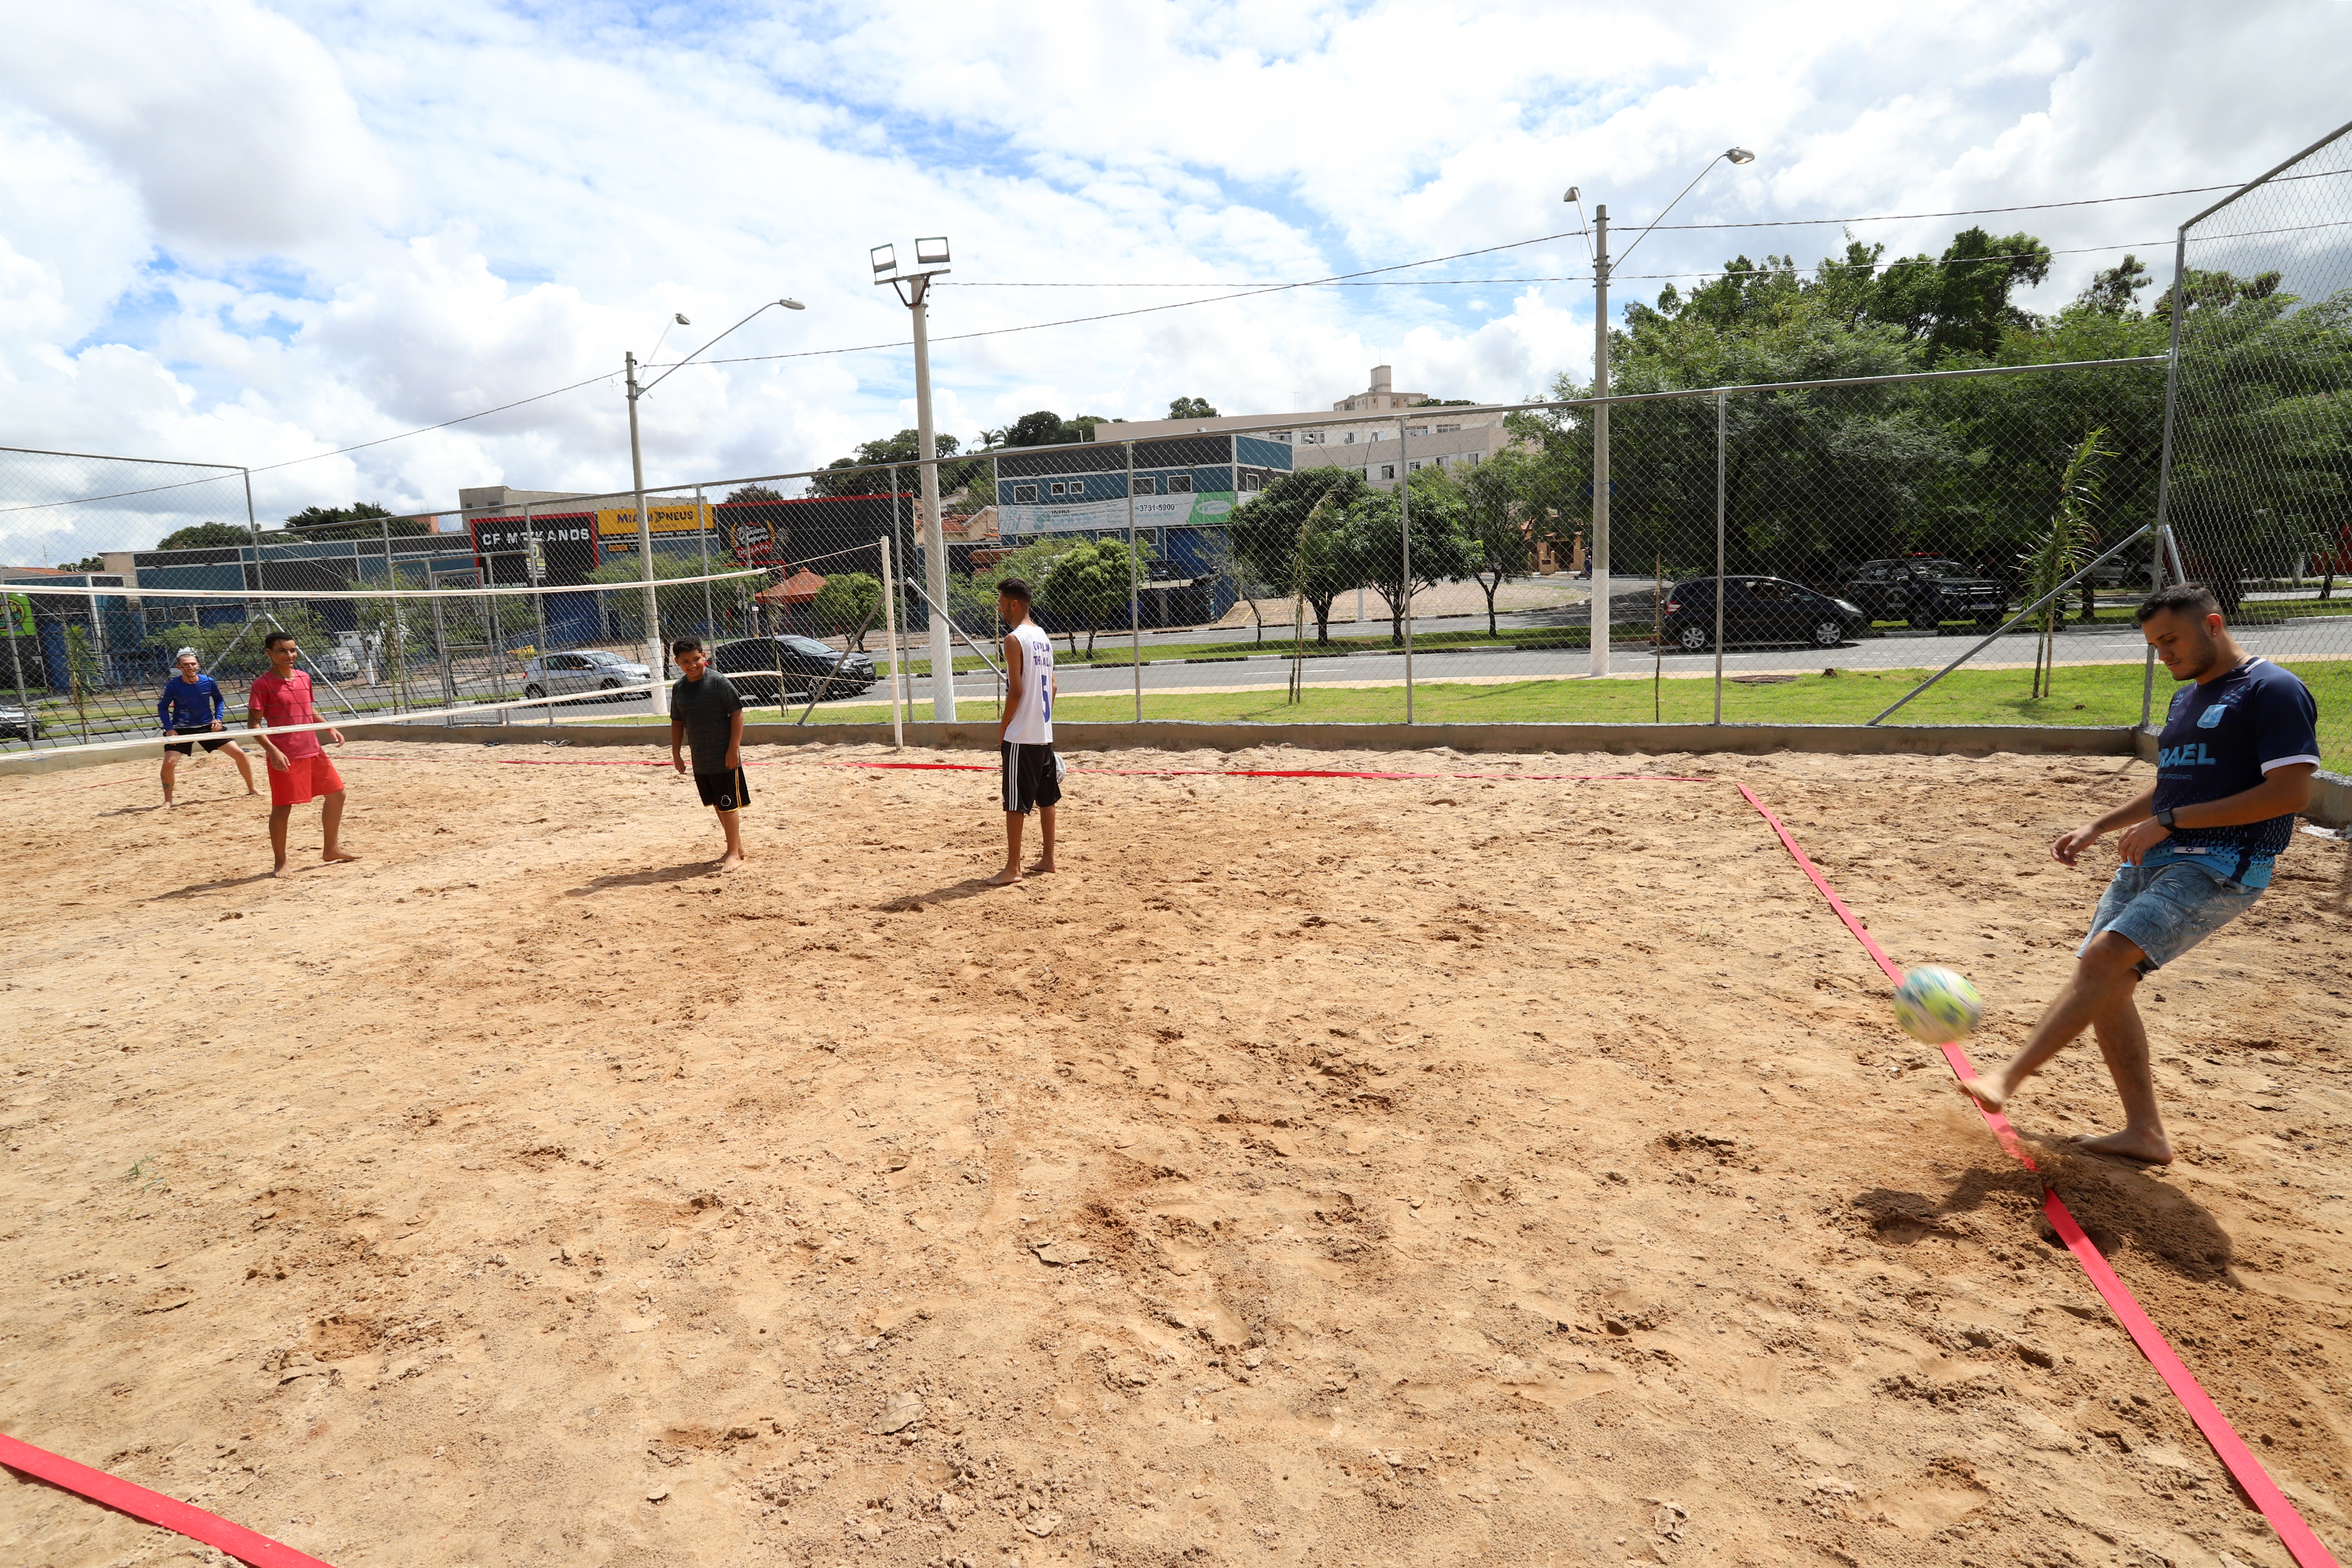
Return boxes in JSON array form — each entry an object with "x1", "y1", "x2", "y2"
[{"x1": 269, "y1": 752, "x2": 344, "y2": 807}]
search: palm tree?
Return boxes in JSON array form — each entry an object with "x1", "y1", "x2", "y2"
[{"x1": 2021, "y1": 428, "x2": 2113, "y2": 699}]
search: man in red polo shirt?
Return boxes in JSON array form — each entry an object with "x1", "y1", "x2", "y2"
[{"x1": 248, "y1": 630, "x2": 358, "y2": 878}]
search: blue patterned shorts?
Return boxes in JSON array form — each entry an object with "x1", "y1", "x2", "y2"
[{"x1": 2081, "y1": 859, "x2": 2263, "y2": 975}]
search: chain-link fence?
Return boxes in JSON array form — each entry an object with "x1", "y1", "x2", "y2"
[
  {"x1": 2154, "y1": 118, "x2": 2352, "y2": 757},
  {"x1": 11, "y1": 131, "x2": 2350, "y2": 764}
]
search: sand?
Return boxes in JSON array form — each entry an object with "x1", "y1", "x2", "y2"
[{"x1": 2, "y1": 739, "x2": 2349, "y2": 1568}]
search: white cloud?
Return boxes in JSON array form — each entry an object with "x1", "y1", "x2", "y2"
[{"x1": 2, "y1": 0, "x2": 2348, "y2": 562}]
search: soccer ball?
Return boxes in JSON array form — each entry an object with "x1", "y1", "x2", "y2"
[{"x1": 1892, "y1": 966, "x2": 1983, "y2": 1044}]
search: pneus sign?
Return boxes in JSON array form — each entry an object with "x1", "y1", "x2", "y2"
[{"x1": 996, "y1": 492, "x2": 1235, "y2": 537}]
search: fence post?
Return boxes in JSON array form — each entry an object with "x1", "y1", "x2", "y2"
[
  {"x1": 1714, "y1": 392, "x2": 1726, "y2": 724},
  {"x1": 2143, "y1": 227, "x2": 2191, "y2": 731},
  {"x1": 879, "y1": 532, "x2": 903, "y2": 750},
  {"x1": 696, "y1": 484, "x2": 712, "y2": 642},
  {"x1": 1127, "y1": 440, "x2": 1141, "y2": 722},
  {"x1": 1398, "y1": 414, "x2": 1414, "y2": 724}
]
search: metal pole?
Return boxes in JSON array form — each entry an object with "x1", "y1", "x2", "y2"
[
  {"x1": 2143, "y1": 226, "x2": 2191, "y2": 731},
  {"x1": 428, "y1": 572, "x2": 453, "y2": 708},
  {"x1": 4, "y1": 590, "x2": 31, "y2": 750},
  {"x1": 1127, "y1": 440, "x2": 1141, "y2": 720},
  {"x1": 1589, "y1": 203, "x2": 1612, "y2": 677},
  {"x1": 526, "y1": 499, "x2": 549, "y2": 659},
  {"x1": 879, "y1": 532, "x2": 904, "y2": 750},
  {"x1": 1713, "y1": 392, "x2": 1726, "y2": 724},
  {"x1": 695, "y1": 485, "x2": 712, "y2": 642},
  {"x1": 909, "y1": 277, "x2": 956, "y2": 720},
  {"x1": 1399, "y1": 414, "x2": 1414, "y2": 722},
  {"x1": 625, "y1": 350, "x2": 669, "y2": 716}
]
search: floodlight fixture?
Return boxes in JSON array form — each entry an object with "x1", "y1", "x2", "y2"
[
  {"x1": 1726, "y1": 147, "x2": 1755, "y2": 165},
  {"x1": 915, "y1": 236, "x2": 950, "y2": 266},
  {"x1": 779, "y1": 298, "x2": 805, "y2": 310},
  {"x1": 674, "y1": 312, "x2": 691, "y2": 325},
  {"x1": 1563, "y1": 186, "x2": 1578, "y2": 203},
  {"x1": 871, "y1": 244, "x2": 898, "y2": 276}
]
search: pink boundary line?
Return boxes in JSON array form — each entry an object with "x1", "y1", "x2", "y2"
[
  {"x1": 9, "y1": 756, "x2": 2334, "y2": 1566},
  {"x1": 1733, "y1": 781, "x2": 2338, "y2": 1568},
  {"x1": 0, "y1": 1432, "x2": 337, "y2": 1567}
]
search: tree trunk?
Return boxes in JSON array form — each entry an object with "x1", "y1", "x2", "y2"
[
  {"x1": 1312, "y1": 602, "x2": 1331, "y2": 644},
  {"x1": 1483, "y1": 575, "x2": 1501, "y2": 637},
  {"x1": 2079, "y1": 572, "x2": 2096, "y2": 623}
]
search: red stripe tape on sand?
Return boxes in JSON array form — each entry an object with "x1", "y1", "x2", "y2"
[
  {"x1": 0, "y1": 1432, "x2": 339, "y2": 1568},
  {"x1": 1733, "y1": 782, "x2": 2339, "y2": 1568}
]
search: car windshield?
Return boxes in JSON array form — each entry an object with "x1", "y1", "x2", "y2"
[
  {"x1": 782, "y1": 637, "x2": 837, "y2": 656},
  {"x1": 580, "y1": 651, "x2": 627, "y2": 664},
  {"x1": 1912, "y1": 560, "x2": 1970, "y2": 576}
]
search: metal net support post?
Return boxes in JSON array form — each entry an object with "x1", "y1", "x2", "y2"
[
  {"x1": 1127, "y1": 440, "x2": 1141, "y2": 722},
  {"x1": 878, "y1": 532, "x2": 904, "y2": 749},
  {"x1": 1714, "y1": 392, "x2": 1726, "y2": 725},
  {"x1": 1398, "y1": 414, "x2": 1414, "y2": 723}
]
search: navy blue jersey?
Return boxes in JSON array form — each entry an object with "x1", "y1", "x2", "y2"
[
  {"x1": 158, "y1": 673, "x2": 226, "y2": 731},
  {"x1": 2149, "y1": 657, "x2": 2319, "y2": 887}
]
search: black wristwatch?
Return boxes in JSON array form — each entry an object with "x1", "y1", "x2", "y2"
[{"x1": 2154, "y1": 807, "x2": 2177, "y2": 830}]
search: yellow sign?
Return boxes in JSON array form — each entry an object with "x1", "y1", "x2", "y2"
[{"x1": 596, "y1": 503, "x2": 711, "y2": 536}]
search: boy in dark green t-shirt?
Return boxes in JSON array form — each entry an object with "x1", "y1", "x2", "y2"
[{"x1": 667, "y1": 637, "x2": 748, "y2": 872}]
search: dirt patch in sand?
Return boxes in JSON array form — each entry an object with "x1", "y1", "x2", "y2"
[{"x1": 2, "y1": 739, "x2": 2349, "y2": 1567}]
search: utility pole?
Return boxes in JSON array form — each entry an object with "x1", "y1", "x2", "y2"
[
  {"x1": 625, "y1": 349, "x2": 667, "y2": 716},
  {"x1": 1591, "y1": 203, "x2": 1611, "y2": 677},
  {"x1": 873, "y1": 239, "x2": 957, "y2": 720},
  {"x1": 624, "y1": 297, "x2": 806, "y2": 720}
]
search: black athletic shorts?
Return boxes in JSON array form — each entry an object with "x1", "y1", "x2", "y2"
[
  {"x1": 1000, "y1": 741, "x2": 1062, "y2": 815},
  {"x1": 695, "y1": 768, "x2": 750, "y2": 811},
  {"x1": 165, "y1": 735, "x2": 233, "y2": 757}
]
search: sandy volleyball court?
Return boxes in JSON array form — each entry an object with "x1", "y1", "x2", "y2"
[{"x1": 3, "y1": 739, "x2": 2350, "y2": 1568}]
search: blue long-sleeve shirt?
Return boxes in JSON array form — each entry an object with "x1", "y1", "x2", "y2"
[{"x1": 158, "y1": 673, "x2": 226, "y2": 732}]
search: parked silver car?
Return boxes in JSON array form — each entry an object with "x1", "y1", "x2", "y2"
[{"x1": 521, "y1": 649, "x2": 652, "y2": 703}]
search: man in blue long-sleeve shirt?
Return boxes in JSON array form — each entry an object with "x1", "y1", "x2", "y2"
[{"x1": 158, "y1": 648, "x2": 257, "y2": 807}]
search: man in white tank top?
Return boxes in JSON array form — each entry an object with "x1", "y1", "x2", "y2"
[{"x1": 989, "y1": 576, "x2": 1062, "y2": 886}]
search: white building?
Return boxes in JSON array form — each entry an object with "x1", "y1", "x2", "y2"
[{"x1": 1091, "y1": 365, "x2": 1520, "y2": 488}]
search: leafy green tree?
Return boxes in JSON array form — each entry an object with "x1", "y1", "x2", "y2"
[
  {"x1": 63, "y1": 623, "x2": 100, "y2": 739},
  {"x1": 725, "y1": 485, "x2": 785, "y2": 504},
  {"x1": 2074, "y1": 255, "x2": 2154, "y2": 318},
  {"x1": 587, "y1": 551, "x2": 730, "y2": 643},
  {"x1": 1457, "y1": 452, "x2": 1537, "y2": 635},
  {"x1": 1228, "y1": 467, "x2": 1369, "y2": 643},
  {"x1": 2022, "y1": 429, "x2": 2112, "y2": 698},
  {"x1": 147, "y1": 606, "x2": 331, "y2": 680},
  {"x1": 284, "y1": 502, "x2": 432, "y2": 542},
  {"x1": 809, "y1": 430, "x2": 974, "y2": 498},
  {"x1": 1167, "y1": 397, "x2": 1218, "y2": 419},
  {"x1": 57, "y1": 554, "x2": 106, "y2": 572},
  {"x1": 155, "y1": 521, "x2": 256, "y2": 551},
  {"x1": 1343, "y1": 469, "x2": 1471, "y2": 645},
  {"x1": 810, "y1": 572, "x2": 883, "y2": 649},
  {"x1": 1038, "y1": 538, "x2": 1148, "y2": 656}
]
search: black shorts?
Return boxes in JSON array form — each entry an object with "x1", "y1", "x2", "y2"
[
  {"x1": 695, "y1": 768, "x2": 750, "y2": 811},
  {"x1": 1000, "y1": 742, "x2": 1062, "y2": 815},
  {"x1": 165, "y1": 735, "x2": 233, "y2": 757}
]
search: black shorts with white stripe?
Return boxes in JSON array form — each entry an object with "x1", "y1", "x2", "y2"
[{"x1": 1000, "y1": 742, "x2": 1062, "y2": 815}]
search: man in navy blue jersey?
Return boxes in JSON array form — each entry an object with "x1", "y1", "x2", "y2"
[
  {"x1": 1962, "y1": 583, "x2": 2319, "y2": 1162},
  {"x1": 157, "y1": 647, "x2": 258, "y2": 807}
]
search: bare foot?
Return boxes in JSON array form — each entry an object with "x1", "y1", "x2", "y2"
[
  {"x1": 322, "y1": 850, "x2": 361, "y2": 864},
  {"x1": 1029, "y1": 858, "x2": 1057, "y2": 875},
  {"x1": 245, "y1": 788, "x2": 261, "y2": 797},
  {"x1": 2074, "y1": 1128, "x2": 2174, "y2": 1164},
  {"x1": 1958, "y1": 1073, "x2": 2010, "y2": 1113},
  {"x1": 718, "y1": 850, "x2": 746, "y2": 873},
  {"x1": 270, "y1": 862, "x2": 292, "y2": 879},
  {"x1": 162, "y1": 799, "x2": 176, "y2": 809},
  {"x1": 985, "y1": 866, "x2": 1023, "y2": 887}
]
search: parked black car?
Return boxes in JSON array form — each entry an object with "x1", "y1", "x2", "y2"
[
  {"x1": 1845, "y1": 558, "x2": 2010, "y2": 630},
  {"x1": 709, "y1": 635, "x2": 878, "y2": 702},
  {"x1": 1658, "y1": 576, "x2": 1869, "y2": 652}
]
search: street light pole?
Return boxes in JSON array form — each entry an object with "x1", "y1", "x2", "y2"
[
  {"x1": 1572, "y1": 147, "x2": 1752, "y2": 681},
  {"x1": 909, "y1": 276, "x2": 953, "y2": 720},
  {"x1": 1591, "y1": 204, "x2": 1611, "y2": 677},
  {"x1": 874, "y1": 239, "x2": 956, "y2": 720},
  {"x1": 626, "y1": 297, "x2": 807, "y2": 717},
  {"x1": 625, "y1": 349, "x2": 663, "y2": 713}
]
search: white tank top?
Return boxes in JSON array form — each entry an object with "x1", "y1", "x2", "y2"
[{"x1": 1005, "y1": 621, "x2": 1054, "y2": 745}]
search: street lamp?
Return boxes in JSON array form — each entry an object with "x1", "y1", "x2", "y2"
[
  {"x1": 1571, "y1": 147, "x2": 1753, "y2": 676},
  {"x1": 623, "y1": 297, "x2": 806, "y2": 711},
  {"x1": 873, "y1": 237, "x2": 956, "y2": 720}
]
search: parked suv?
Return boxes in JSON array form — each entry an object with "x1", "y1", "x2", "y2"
[
  {"x1": 0, "y1": 700, "x2": 42, "y2": 743},
  {"x1": 1658, "y1": 576, "x2": 1868, "y2": 652},
  {"x1": 1845, "y1": 558, "x2": 2010, "y2": 630},
  {"x1": 710, "y1": 635, "x2": 878, "y2": 702}
]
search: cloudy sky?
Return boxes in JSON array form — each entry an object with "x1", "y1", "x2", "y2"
[{"x1": 2, "y1": 0, "x2": 2348, "y2": 561}]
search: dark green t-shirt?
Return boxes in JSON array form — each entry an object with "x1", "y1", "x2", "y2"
[{"x1": 672, "y1": 670, "x2": 744, "y2": 775}]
